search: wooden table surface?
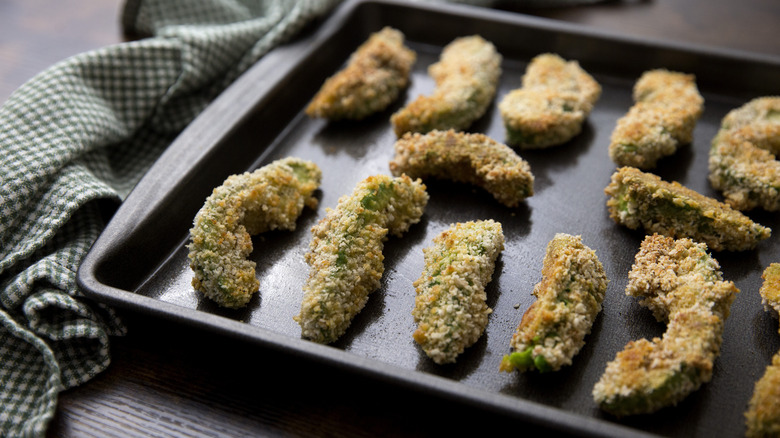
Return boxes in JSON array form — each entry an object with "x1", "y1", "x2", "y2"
[{"x1": 1, "y1": 0, "x2": 778, "y2": 437}]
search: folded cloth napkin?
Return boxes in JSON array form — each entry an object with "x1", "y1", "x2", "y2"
[
  {"x1": 0, "y1": 1, "x2": 346, "y2": 436},
  {"x1": 0, "y1": 0, "x2": 609, "y2": 435}
]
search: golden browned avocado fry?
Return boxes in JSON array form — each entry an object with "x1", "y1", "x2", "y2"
[
  {"x1": 295, "y1": 174, "x2": 428, "y2": 344},
  {"x1": 498, "y1": 53, "x2": 601, "y2": 149},
  {"x1": 746, "y1": 354, "x2": 780, "y2": 438},
  {"x1": 593, "y1": 234, "x2": 738, "y2": 416},
  {"x1": 389, "y1": 129, "x2": 534, "y2": 207},
  {"x1": 500, "y1": 233, "x2": 607, "y2": 373},
  {"x1": 305, "y1": 27, "x2": 416, "y2": 121},
  {"x1": 605, "y1": 166, "x2": 771, "y2": 251},
  {"x1": 709, "y1": 96, "x2": 780, "y2": 212},
  {"x1": 188, "y1": 157, "x2": 322, "y2": 308},
  {"x1": 760, "y1": 263, "x2": 780, "y2": 318},
  {"x1": 412, "y1": 220, "x2": 505, "y2": 364},
  {"x1": 390, "y1": 35, "x2": 501, "y2": 136},
  {"x1": 608, "y1": 69, "x2": 704, "y2": 169},
  {"x1": 745, "y1": 263, "x2": 780, "y2": 437}
]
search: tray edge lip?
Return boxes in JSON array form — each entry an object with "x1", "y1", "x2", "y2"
[
  {"x1": 372, "y1": 0, "x2": 780, "y2": 66},
  {"x1": 77, "y1": 270, "x2": 657, "y2": 438}
]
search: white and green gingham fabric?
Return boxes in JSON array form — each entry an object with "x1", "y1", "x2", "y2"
[
  {"x1": 0, "y1": 0, "x2": 607, "y2": 435},
  {"x1": 0, "y1": 1, "x2": 348, "y2": 435}
]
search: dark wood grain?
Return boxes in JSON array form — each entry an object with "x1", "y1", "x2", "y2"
[
  {"x1": 49, "y1": 313, "x2": 535, "y2": 437},
  {"x1": 0, "y1": 0, "x2": 125, "y2": 101},
  {"x1": 507, "y1": 0, "x2": 780, "y2": 58},
  {"x1": 0, "y1": 0, "x2": 776, "y2": 437}
]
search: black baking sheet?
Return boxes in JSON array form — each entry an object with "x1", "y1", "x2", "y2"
[{"x1": 78, "y1": 1, "x2": 780, "y2": 436}]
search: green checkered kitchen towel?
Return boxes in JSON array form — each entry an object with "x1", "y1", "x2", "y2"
[
  {"x1": 0, "y1": 0, "x2": 606, "y2": 435},
  {"x1": 0, "y1": 1, "x2": 346, "y2": 435}
]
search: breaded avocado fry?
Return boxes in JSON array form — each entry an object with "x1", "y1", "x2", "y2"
[
  {"x1": 305, "y1": 27, "x2": 416, "y2": 121},
  {"x1": 745, "y1": 263, "x2": 780, "y2": 438},
  {"x1": 498, "y1": 53, "x2": 601, "y2": 149},
  {"x1": 605, "y1": 166, "x2": 771, "y2": 251},
  {"x1": 389, "y1": 129, "x2": 534, "y2": 207},
  {"x1": 391, "y1": 35, "x2": 501, "y2": 136},
  {"x1": 717, "y1": 97, "x2": 780, "y2": 154},
  {"x1": 295, "y1": 174, "x2": 428, "y2": 344},
  {"x1": 709, "y1": 97, "x2": 780, "y2": 212},
  {"x1": 624, "y1": 235, "x2": 737, "y2": 322},
  {"x1": 412, "y1": 220, "x2": 505, "y2": 364},
  {"x1": 609, "y1": 69, "x2": 704, "y2": 169},
  {"x1": 746, "y1": 353, "x2": 780, "y2": 438},
  {"x1": 593, "y1": 234, "x2": 739, "y2": 416},
  {"x1": 500, "y1": 233, "x2": 608, "y2": 373},
  {"x1": 188, "y1": 157, "x2": 322, "y2": 308},
  {"x1": 760, "y1": 263, "x2": 780, "y2": 318},
  {"x1": 595, "y1": 305, "x2": 724, "y2": 416}
]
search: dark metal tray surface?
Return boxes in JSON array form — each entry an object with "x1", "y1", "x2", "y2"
[{"x1": 78, "y1": 1, "x2": 780, "y2": 436}]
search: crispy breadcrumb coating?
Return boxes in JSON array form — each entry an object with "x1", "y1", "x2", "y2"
[
  {"x1": 746, "y1": 353, "x2": 780, "y2": 438},
  {"x1": 760, "y1": 263, "x2": 780, "y2": 318},
  {"x1": 593, "y1": 234, "x2": 738, "y2": 416},
  {"x1": 608, "y1": 69, "x2": 704, "y2": 169},
  {"x1": 391, "y1": 35, "x2": 501, "y2": 136},
  {"x1": 305, "y1": 27, "x2": 416, "y2": 121},
  {"x1": 595, "y1": 305, "x2": 724, "y2": 416},
  {"x1": 295, "y1": 174, "x2": 428, "y2": 344},
  {"x1": 718, "y1": 97, "x2": 780, "y2": 154},
  {"x1": 746, "y1": 263, "x2": 780, "y2": 437},
  {"x1": 498, "y1": 53, "x2": 601, "y2": 149},
  {"x1": 188, "y1": 158, "x2": 321, "y2": 308},
  {"x1": 500, "y1": 233, "x2": 607, "y2": 373},
  {"x1": 412, "y1": 220, "x2": 504, "y2": 365},
  {"x1": 605, "y1": 166, "x2": 771, "y2": 251},
  {"x1": 389, "y1": 129, "x2": 534, "y2": 207},
  {"x1": 624, "y1": 236, "x2": 736, "y2": 322},
  {"x1": 709, "y1": 96, "x2": 780, "y2": 211}
]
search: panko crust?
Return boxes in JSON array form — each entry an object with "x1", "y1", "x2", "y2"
[
  {"x1": 295, "y1": 174, "x2": 428, "y2": 344},
  {"x1": 605, "y1": 166, "x2": 771, "y2": 252},
  {"x1": 593, "y1": 234, "x2": 738, "y2": 416},
  {"x1": 188, "y1": 157, "x2": 321, "y2": 308},
  {"x1": 608, "y1": 69, "x2": 703, "y2": 169},
  {"x1": 746, "y1": 263, "x2": 780, "y2": 437},
  {"x1": 391, "y1": 35, "x2": 501, "y2": 136},
  {"x1": 412, "y1": 220, "x2": 505, "y2": 364},
  {"x1": 306, "y1": 27, "x2": 416, "y2": 121},
  {"x1": 708, "y1": 96, "x2": 780, "y2": 211},
  {"x1": 500, "y1": 233, "x2": 607, "y2": 373},
  {"x1": 499, "y1": 53, "x2": 601, "y2": 149},
  {"x1": 594, "y1": 306, "x2": 722, "y2": 416},
  {"x1": 746, "y1": 353, "x2": 780, "y2": 438},
  {"x1": 760, "y1": 263, "x2": 780, "y2": 319},
  {"x1": 389, "y1": 129, "x2": 534, "y2": 207}
]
